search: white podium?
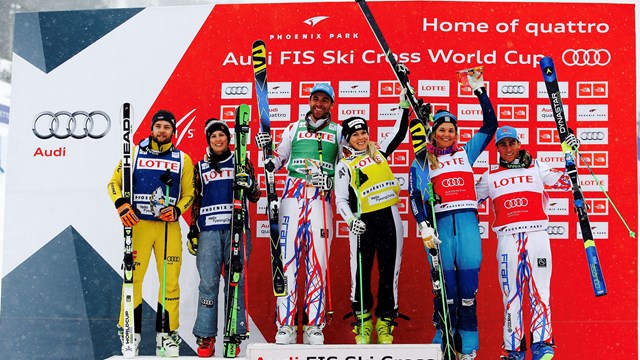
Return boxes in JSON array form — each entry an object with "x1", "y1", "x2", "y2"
[{"x1": 106, "y1": 343, "x2": 442, "y2": 360}]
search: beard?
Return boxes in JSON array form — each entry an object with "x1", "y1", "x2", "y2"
[{"x1": 152, "y1": 134, "x2": 172, "y2": 146}]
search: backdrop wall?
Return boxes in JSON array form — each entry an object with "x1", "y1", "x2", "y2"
[{"x1": 3, "y1": 2, "x2": 637, "y2": 359}]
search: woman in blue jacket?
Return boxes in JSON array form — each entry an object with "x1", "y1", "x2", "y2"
[{"x1": 409, "y1": 69, "x2": 497, "y2": 360}]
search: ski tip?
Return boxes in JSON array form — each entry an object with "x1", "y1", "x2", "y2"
[
  {"x1": 539, "y1": 56, "x2": 556, "y2": 80},
  {"x1": 252, "y1": 39, "x2": 265, "y2": 46},
  {"x1": 539, "y1": 56, "x2": 553, "y2": 67},
  {"x1": 121, "y1": 103, "x2": 132, "y2": 119}
]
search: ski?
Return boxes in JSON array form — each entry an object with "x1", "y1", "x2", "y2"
[
  {"x1": 120, "y1": 103, "x2": 135, "y2": 358},
  {"x1": 251, "y1": 39, "x2": 286, "y2": 297},
  {"x1": 409, "y1": 118, "x2": 429, "y2": 171},
  {"x1": 540, "y1": 56, "x2": 607, "y2": 297},
  {"x1": 409, "y1": 119, "x2": 456, "y2": 360},
  {"x1": 355, "y1": 0, "x2": 431, "y2": 125},
  {"x1": 223, "y1": 104, "x2": 250, "y2": 358},
  {"x1": 356, "y1": 0, "x2": 454, "y2": 356}
]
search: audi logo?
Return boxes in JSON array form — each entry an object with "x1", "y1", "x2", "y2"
[
  {"x1": 500, "y1": 85, "x2": 526, "y2": 95},
  {"x1": 33, "y1": 111, "x2": 111, "y2": 139},
  {"x1": 562, "y1": 49, "x2": 611, "y2": 66},
  {"x1": 579, "y1": 131, "x2": 605, "y2": 140},
  {"x1": 224, "y1": 86, "x2": 249, "y2": 95},
  {"x1": 442, "y1": 177, "x2": 464, "y2": 187},
  {"x1": 546, "y1": 226, "x2": 566, "y2": 236},
  {"x1": 504, "y1": 198, "x2": 528, "y2": 209}
]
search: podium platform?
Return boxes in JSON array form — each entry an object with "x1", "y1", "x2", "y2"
[{"x1": 107, "y1": 343, "x2": 442, "y2": 360}]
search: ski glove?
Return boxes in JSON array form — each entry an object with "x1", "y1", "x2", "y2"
[
  {"x1": 159, "y1": 205, "x2": 180, "y2": 222},
  {"x1": 235, "y1": 171, "x2": 252, "y2": 189},
  {"x1": 115, "y1": 197, "x2": 139, "y2": 227},
  {"x1": 349, "y1": 217, "x2": 366, "y2": 236},
  {"x1": 187, "y1": 225, "x2": 199, "y2": 256},
  {"x1": 310, "y1": 172, "x2": 333, "y2": 191},
  {"x1": 564, "y1": 133, "x2": 580, "y2": 151},
  {"x1": 465, "y1": 66, "x2": 485, "y2": 93},
  {"x1": 399, "y1": 87, "x2": 411, "y2": 109},
  {"x1": 255, "y1": 132, "x2": 272, "y2": 149},
  {"x1": 419, "y1": 221, "x2": 441, "y2": 249}
]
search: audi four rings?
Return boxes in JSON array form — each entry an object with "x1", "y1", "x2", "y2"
[
  {"x1": 500, "y1": 85, "x2": 526, "y2": 94},
  {"x1": 562, "y1": 49, "x2": 611, "y2": 66},
  {"x1": 224, "y1": 86, "x2": 249, "y2": 95},
  {"x1": 546, "y1": 226, "x2": 566, "y2": 236},
  {"x1": 580, "y1": 131, "x2": 606, "y2": 140},
  {"x1": 504, "y1": 198, "x2": 529, "y2": 209},
  {"x1": 33, "y1": 111, "x2": 111, "y2": 139},
  {"x1": 442, "y1": 178, "x2": 465, "y2": 187}
]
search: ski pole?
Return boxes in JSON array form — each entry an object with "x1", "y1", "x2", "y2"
[
  {"x1": 426, "y1": 182, "x2": 456, "y2": 360},
  {"x1": 316, "y1": 133, "x2": 333, "y2": 321},
  {"x1": 575, "y1": 150, "x2": 636, "y2": 238},
  {"x1": 243, "y1": 225, "x2": 251, "y2": 338},
  {"x1": 355, "y1": 168, "x2": 365, "y2": 342},
  {"x1": 159, "y1": 168, "x2": 173, "y2": 356}
]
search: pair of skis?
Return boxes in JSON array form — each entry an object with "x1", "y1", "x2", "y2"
[
  {"x1": 251, "y1": 40, "x2": 287, "y2": 297},
  {"x1": 223, "y1": 39, "x2": 294, "y2": 355},
  {"x1": 224, "y1": 37, "x2": 294, "y2": 354},
  {"x1": 223, "y1": 104, "x2": 251, "y2": 357},
  {"x1": 540, "y1": 57, "x2": 607, "y2": 297},
  {"x1": 355, "y1": 1, "x2": 455, "y2": 359},
  {"x1": 223, "y1": 40, "x2": 289, "y2": 357}
]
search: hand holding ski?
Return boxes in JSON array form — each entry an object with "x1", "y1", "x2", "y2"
[
  {"x1": 406, "y1": 116, "x2": 455, "y2": 360},
  {"x1": 223, "y1": 104, "x2": 251, "y2": 357},
  {"x1": 540, "y1": 56, "x2": 607, "y2": 297},
  {"x1": 251, "y1": 39, "x2": 287, "y2": 297}
]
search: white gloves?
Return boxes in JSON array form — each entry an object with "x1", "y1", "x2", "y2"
[
  {"x1": 465, "y1": 66, "x2": 485, "y2": 92},
  {"x1": 349, "y1": 217, "x2": 366, "y2": 235},
  {"x1": 310, "y1": 172, "x2": 333, "y2": 191},
  {"x1": 419, "y1": 221, "x2": 441, "y2": 249},
  {"x1": 255, "y1": 132, "x2": 272, "y2": 149}
]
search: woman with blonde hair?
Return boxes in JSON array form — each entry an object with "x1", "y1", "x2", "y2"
[
  {"x1": 408, "y1": 69, "x2": 497, "y2": 359},
  {"x1": 334, "y1": 93, "x2": 409, "y2": 345}
]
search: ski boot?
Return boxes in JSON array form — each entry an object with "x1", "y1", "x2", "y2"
[
  {"x1": 531, "y1": 342, "x2": 555, "y2": 360},
  {"x1": 303, "y1": 324, "x2": 325, "y2": 345},
  {"x1": 456, "y1": 350, "x2": 477, "y2": 360},
  {"x1": 196, "y1": 336, "x2": 214, "y2": 358},
  {"x1": 156, "y1": 331, "x2": 181, "y2": 357},
  {"x1": 275, "y1": 325, "x2": 297, "y2": 344},
  {"x1": 375, "y1": 317, "x2": 397, "y2": 344},
  {"x1": 118, "y1": 329, "x2": 140, "y2": 356},
  {"x1": 351, "y1": 312, "x2": 373, "y2": 344},
  {"x1": 501, "y1": 349, "x2": 525, "y2": 360}
]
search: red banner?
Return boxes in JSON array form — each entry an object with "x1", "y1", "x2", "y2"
[{"x1": 137, "y1": 2, "x2": 636, "y2": 358}]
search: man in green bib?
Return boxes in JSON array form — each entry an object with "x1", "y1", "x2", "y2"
[{"x1": 255, "y1": 83, "x2": 342, "y2": 345}]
